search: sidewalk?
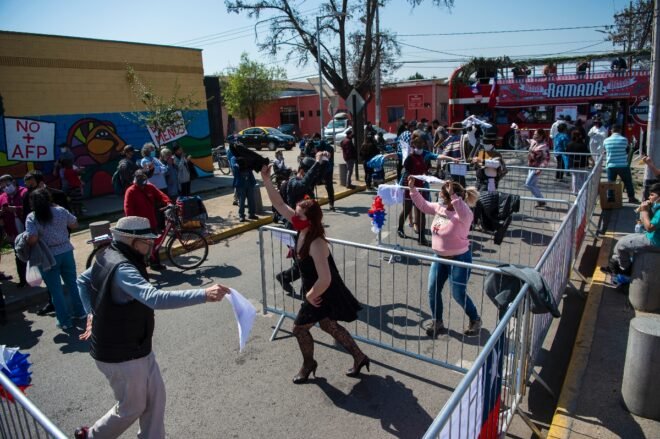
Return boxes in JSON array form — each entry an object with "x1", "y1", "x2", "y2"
[
  {"x1": 0, "y1": 168, "x2": 370, "y2": 311},
  {"x1": 548, "y1": 204, "x2": 660, "y2": 438}
]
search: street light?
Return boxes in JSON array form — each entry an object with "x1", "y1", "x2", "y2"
[{"x1": 316, "y1": 12, "x2": 345, "y2": 137}]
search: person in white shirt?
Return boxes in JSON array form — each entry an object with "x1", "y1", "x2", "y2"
[{"x1": 587, "y1": 118, "x2": 608, "y2": 156}]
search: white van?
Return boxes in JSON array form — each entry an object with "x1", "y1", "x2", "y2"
[{"x1": 323, "y1": 113, "x2": 351, "y2": 144}]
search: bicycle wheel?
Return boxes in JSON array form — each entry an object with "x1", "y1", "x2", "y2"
[
  {"x1": 218, "y1": 157, "x2": 231, "y2": 175},
  {"x1": 86, "y1": 244, "x2": 108, "y2": 269},
  {"x1": 166, "y1": 230, "x2": 209, "y2": 270}
]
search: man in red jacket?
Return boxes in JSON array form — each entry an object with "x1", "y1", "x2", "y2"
[{"x1": 123, "y1": 170, "x2": 171, "y2": 269}]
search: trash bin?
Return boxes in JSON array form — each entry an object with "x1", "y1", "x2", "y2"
[
  {"x1": 339, "y1": 163, "x2": 347, "y2": 186},
  {"x1": 89, "y1": 221, "x2": 111, "y2": 247},
  {"x1": 253, "y1": 183, "x2": 263, "y2": 213}
]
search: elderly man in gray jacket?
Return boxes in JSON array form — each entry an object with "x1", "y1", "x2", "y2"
[{"x1": 74, "y1": 216, "x2": 230, "y2": 439}]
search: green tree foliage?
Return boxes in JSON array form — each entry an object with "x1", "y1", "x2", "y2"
[
  {"x1": 221, "y1": 53, "x2": 286, "y2": 126},
  {"x1": 124, "y1": 65, "x2": 202, "y2": 141},
  {"x1": 407, "y1": 72, "x2": 425, "y2": 80},
  {"x1": 606, "y1": 0, "x2": 653, "y2": 51}
]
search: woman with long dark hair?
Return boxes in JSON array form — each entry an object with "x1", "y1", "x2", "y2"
[
  {"x1": 261, "y1": 164, "x2": 369, "y2": 384},
  {"x1": 25, "y1": 188, "x2": 85, "y2": 330},
  {"x1": 525, "y1": 128, "x2": 551, "y2": 208}
]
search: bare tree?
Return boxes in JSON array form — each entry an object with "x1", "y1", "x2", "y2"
[
  {"x1": 225, "y1": 0, "x2": 453, "y2": 141},
  {"x1": 607, "y1": 0, "x2": 653, "y2": 52}
]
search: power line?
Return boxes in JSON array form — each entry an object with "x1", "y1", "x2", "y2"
[{"x1": 397, "y1": 24, "x2": 611, "y2": 37}]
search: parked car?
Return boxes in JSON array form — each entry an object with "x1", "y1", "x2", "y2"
[
  {"x1": 334, "y1": 125, "x2": 397, "y2": 147},
  {"x1": 236, "y1": 127, "x2": 296, "y2": 151},
  {"x1": 323, "y1": 113, "x2": 351, "y2": 143},
  {"x1": 277, "y1": 123, "x2": 301, "y2": 141}
]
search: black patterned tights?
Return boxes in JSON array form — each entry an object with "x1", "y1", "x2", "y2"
[{"x1": 293, "y1": 318, "x2": 366, "y2": 369}]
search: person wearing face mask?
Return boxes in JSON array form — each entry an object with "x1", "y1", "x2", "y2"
[
  {"x1": 0, "y1": 175, "x2": 29, "y2": 286},
  {"x1": 22, "y1": 170, "x2": 71, "y2": 219},
  {"x1": 471, "y1": 133, "x2": 507, "y2": 192},
  {"x1": 437, "y1": 122, "x2": 468, "y2": 187},
  {"x1": 587, "y1": 117, "x2": 607, "y2": 157},
  {"x1": 261, "y1": 164, "x2": 368, "y2": 385},
  {"x1": 397, "y1": 137, "x2": 441, "y2": 246},
  {"x1": 123, "y1": 170, "x2": 172, "y2": 271},
  {"x1": 140, "y1": 143, "x2": 168, "y2": 191},
  {"x1": 24, "y1": 188, "x2": 85, "y2": 331},
  {"x1": 407, "y1": 178, "x2": 482, "y2": 338},
  {"x1": 601, "y1": 183, "x2": 660, "y2": 277},
  {"x1": 73, "y1": 216, "x2": 230, "y2": 439}
]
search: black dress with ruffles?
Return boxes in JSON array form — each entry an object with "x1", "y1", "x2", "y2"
[{"x1": 293, "y1": 242, "x2": 362, "y2": 326}]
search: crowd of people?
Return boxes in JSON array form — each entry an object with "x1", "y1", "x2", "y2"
[{"x1": 1, "y1": 112, "x2": 658, "y2": 438}]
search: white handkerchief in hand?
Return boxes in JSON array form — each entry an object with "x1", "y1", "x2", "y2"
[
  {"x1": 226, "y1": 289, "x2": 257, "y2": 352},
  {"x1": 412, "y1": 175, "x2": 445, "y2": 184}
]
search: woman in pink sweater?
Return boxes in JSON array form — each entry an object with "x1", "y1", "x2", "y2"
[{"x1": 408, "y1": 177, "x2": 482, "y2": 338}]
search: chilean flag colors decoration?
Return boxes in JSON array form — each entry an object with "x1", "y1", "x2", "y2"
[
  {"x1": 367, "y1": 196, "x2": 386, "y2": 234},
  {"x1": 0, "y1": 345, "x2": 32, "y2": 402},
  {"x1": 438, "y1": 335, "x2": 504, "y2": 439}
]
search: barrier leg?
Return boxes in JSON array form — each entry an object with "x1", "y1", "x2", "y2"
[
  {"x1": 516, "y1": 408, "x2": 544, "y2": 437},
  {"x1": 530, "y1": 369, "x2": 556, "y2": 399},
  {"x1": 270, "y1": 314, "x2": 287, "y2": 341}
]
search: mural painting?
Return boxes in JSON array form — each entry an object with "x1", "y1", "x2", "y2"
[{"x1": 0, "y1": 110, "x2": 214, "y2": 197}]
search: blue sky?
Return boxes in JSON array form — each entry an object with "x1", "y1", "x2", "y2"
[{"x1": 1, "y1": 0, "x2": 625, "y2": 81}]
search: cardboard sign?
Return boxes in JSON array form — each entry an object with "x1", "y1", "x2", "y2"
[
  {"x1": 147, "y1": 111, "x2": 188, "y2": 147},
  {"x1": 4, "y1": 118, "x2": 55, "y2": 162}
]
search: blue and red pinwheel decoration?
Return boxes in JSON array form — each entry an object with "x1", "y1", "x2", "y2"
[
  {"x1": 367, "y1": 196, "x2": 386, "y2": 234},
  {"x1": 0, "y1": 346, "x2": 32, "y2": 402}
]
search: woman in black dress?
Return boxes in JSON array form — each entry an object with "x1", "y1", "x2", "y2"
[{"x1": 261, "y1": 164, "x2": 369, "y2": 384}]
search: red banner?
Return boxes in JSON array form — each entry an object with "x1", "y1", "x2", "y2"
[{"x1": 496, "y1": 71, "x2": 649, "y2": 105}]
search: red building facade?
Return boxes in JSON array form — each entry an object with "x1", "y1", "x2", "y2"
[{"x1": 233, "y1": 79, "x2": 449, "y2": 135}]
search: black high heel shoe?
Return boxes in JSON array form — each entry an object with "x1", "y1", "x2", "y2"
[
  {"x1": 346, "y1": 356, "x2": 370, "y2": 377},
  {"x1": 292, "y1": 360, "x2": 318, "y2": 384}
]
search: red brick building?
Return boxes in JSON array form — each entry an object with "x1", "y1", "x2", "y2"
[{"x1": 232, "y1": 78, "x2": 449, "y2": 135}]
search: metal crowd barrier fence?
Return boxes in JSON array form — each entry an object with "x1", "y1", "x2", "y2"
[
  {"x1": 423, "y1": 154, "x2": 604, "y2": 438},
  {"x1": 0, "y1": 372, "x2": 67, "y2": 439},
  {"x1": 376, "y1": 186, "x2": 571, "y2": 268},
  {"x1": 259, "y1": 225, "x2": 514, "y2": 373}
]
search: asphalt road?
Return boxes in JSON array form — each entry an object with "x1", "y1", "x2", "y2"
[{"x1": 1, "y1": 150, "x2": 575, "y2": 439}]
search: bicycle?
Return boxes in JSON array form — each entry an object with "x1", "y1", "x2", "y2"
[
  {"x1": 85, "y1": 205, "x2": 209, "y2": 270},
  {"x1": 212, "y1": 145, "x2": 231, "y2": 175}
]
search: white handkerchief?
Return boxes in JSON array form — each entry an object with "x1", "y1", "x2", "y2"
[
  {"x1": 400, "y1": 140, "x2": 410, "y2": 164},
  {"x1": 272, "y1": 230, "x2": 296, "y2": 248},
  {"x1": 226, "y1": 289, "x2": 257, "y2": 352},
  {"x1": 412, "y1": 175, "x2": 445, "y2": 184}
]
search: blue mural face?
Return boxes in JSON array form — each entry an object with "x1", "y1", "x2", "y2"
[{"x1": 0, "y1": 110, "x2": 212, "y2": 196}]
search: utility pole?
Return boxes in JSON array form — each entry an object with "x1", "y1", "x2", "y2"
[
  {"x1": 644, "y1": 0, "x2": 659, "y2": 193},
  {"x1": 374, "y1": 2, "x2": 381, "y2": 128},
  {"x1": 317, "y1": 16, "x2": 324, "y2": 135}
]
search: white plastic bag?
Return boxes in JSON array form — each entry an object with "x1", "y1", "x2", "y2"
[{"x1": 26, "y1": 262, "x2": 42, "y2": 287}]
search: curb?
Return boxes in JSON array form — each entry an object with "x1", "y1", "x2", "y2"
[{"x1": 546, "y1": 233, "x2": 614, "y2": 439}]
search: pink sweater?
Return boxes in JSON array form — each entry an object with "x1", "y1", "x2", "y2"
[{"x1": 410, "y1": 188, "x2": 473, "y2": 257}]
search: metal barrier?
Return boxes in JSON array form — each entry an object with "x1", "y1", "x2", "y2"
[
  {"x1": 259, "y1": 225, "x2": 514, "y2": 373},
  {"x1": 376, "y1": 186, "x2": 571, "y2": 268},
  {"x1": 423, "y1": 154, "x2": 604, "y2": 437},
  {"x1": 0, "y1": 372, "x2": 67, "y2": 439}
]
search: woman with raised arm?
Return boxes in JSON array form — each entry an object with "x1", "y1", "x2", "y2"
[{"x1": 261, "y1": 163, "x2": 369, "y2": 384}]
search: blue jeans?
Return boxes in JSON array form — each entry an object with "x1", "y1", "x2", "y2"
[
  {"x1": 428, "y1": 250, "x2": 479, "y2": 322},
  {"x1": 606, "y1": 167, "x2": 636, "y2": 200},
  {"x1": 236, "y1": 174, "x2": 256, "y2": 219},
  {"x1": 39, "y1": 250, "x2": 85, "y2": 327},
  {"x1": 525, "y1": 169, "x2": 543, "y2": 199}
]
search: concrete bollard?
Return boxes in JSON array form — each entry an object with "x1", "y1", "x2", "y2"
[
  {"x1": 629, "y1": 251, "x2": 660, "y2": 312},
  {"x1": 622, "y1": 315, "x2": 660, "y2": 420},
  {"x1": 339, "y1": 163, "x2": 347, "y2": 187},
  {"x1": 89, "y1": 221, "x2": 111, "y2": 246}
]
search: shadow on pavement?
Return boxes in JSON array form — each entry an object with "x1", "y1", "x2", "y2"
[
  {"x1": 0, "y1": 310, "x2": 44, "y2": 349},
  {"x1": 150, "y1": 264, "x2": 243, "y2": 288},
  {"x1": 314, "y1": 374, "x2": 435, "y2": 439},
  {"x1": 53, "y1": 324, "x2": 89, "y2": 354}
]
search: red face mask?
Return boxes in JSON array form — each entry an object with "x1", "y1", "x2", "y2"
[{"x1": 290, "y1": 215, "x2": 310, "y2": 231}]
